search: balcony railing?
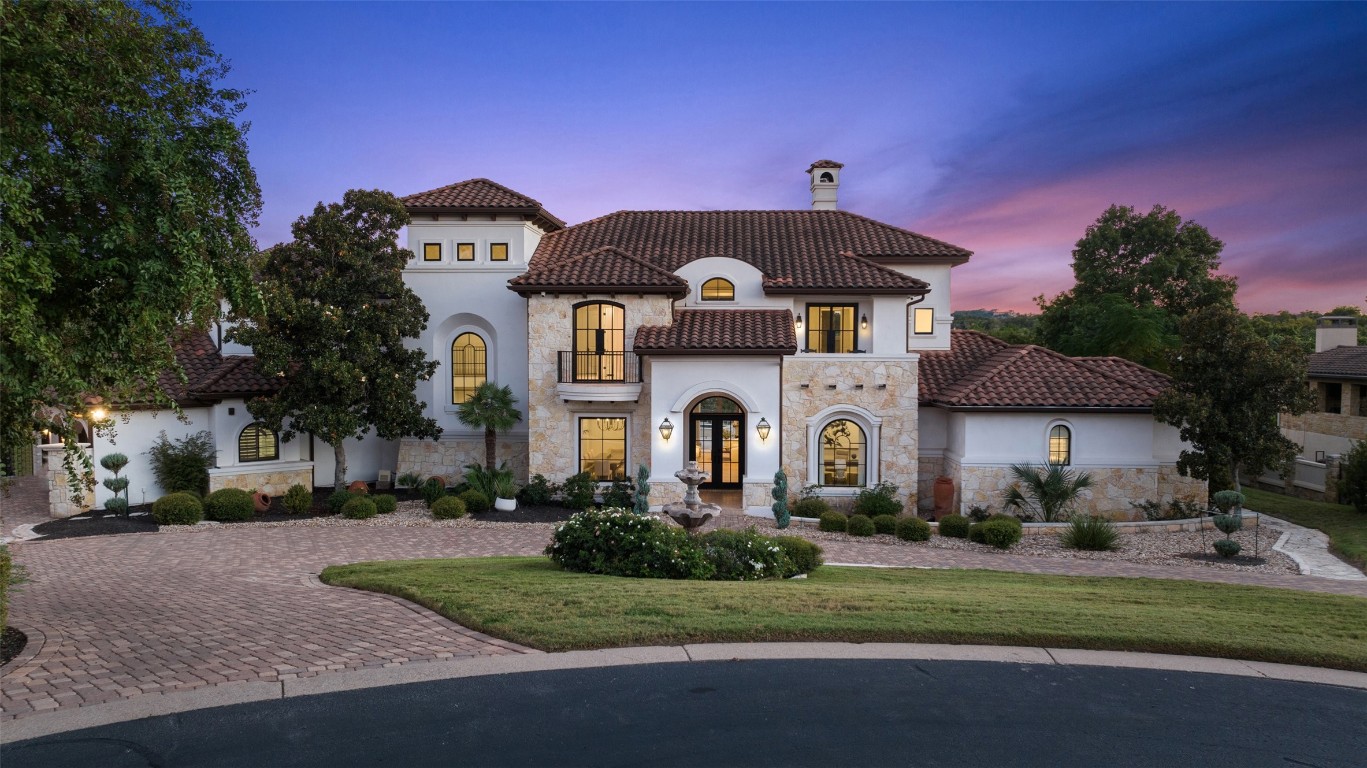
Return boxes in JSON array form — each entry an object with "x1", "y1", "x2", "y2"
[{"x1": 557, "y1": 351, "x2": 642, "y2": 384}]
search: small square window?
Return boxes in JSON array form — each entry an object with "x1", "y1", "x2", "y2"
[
  {"x1": 422, "y1": 243, "x2": 441, "y2": 262},
  {"x1": 490, "y1": 243, "x2": 509, "y2": 262},
  {"x1": 913, "y1": 307, "x2": 934, "y2": 335},
  {"x1": 457, "y1": 243, "x2": 475, "y2": 261}
]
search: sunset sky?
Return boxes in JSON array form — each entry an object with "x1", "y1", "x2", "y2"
[{"x1": 189, "y1": 1, "x2": 1366, "y2": 315}]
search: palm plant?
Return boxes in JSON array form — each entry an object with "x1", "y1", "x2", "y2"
[
  {"x1": 456, "y1": 382, "x2": 523, "y2": 472},
  {"x1": 1002, "y1": 462, "x2": 1094, "y2": 522}
]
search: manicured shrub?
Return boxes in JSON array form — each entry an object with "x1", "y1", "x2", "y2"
[
  {"x1": 561, "y1": 471, "x2": 596, "y2": 510},
  {"x1": 966, "y1": 505, "x2": 991, "y2": 522},
  {"x1": 633, "y1": 464, "x2": 652, "y2": 516},
  {"x1": 872, "y1": 514, "x2": 898, "y2": 535},
  {"x1": 1211, "y1": 490, "x2": 1246, "y2": 513},
  {"x1": 341, "y1": 496, "x2": 377, "y2": 520},
  {"x1": 1132, "y1": 499, "x2": 1206, "y2": 521},
  {"x1": 852, "y1": 481, "x2": 903, "y2": 518},
  {"x1": 545, "y1": 508, "x2": 714, "y2": 579},
  {"x1": 938, "y1": 514, "x2": 970, "y2": 538},
  {"x1": 1061, "y1": 515, "x2": 1119, "y2": 551},
  {"x1": 326, "y1": 490, "x2": 354, "y2": 515},
  {"x1": 518, "y1": 474, "x2": 556, "y2": 506},
  {"x1": 1340, "y1": 439, "x2": 1367, "y2": 514},
  {"x1": 204, "y1": 488, "x2": 255, "y2": 522},
  {"x1": 699, "y1": 528, "x2": 793, "y2": 581},
  {"x1": 847, "y1": 514, "x2": 876, "y2": 537},
  {"x1": 104, "y1": 497, "x2": 129, "y2": 516},
  {"x1": 99, "y1": 452, "x2": 130, "y2": 473},
  {"x1": 603, "y1": 479, "x2": 634, "y2": 509},
  {"x1": 896, "y1": 517, "x2": 931, "y2": 542},
  {"x1": 792, "y1": 497, "x2": 831, "y2": 519},
  {"x1": 771, "y1": 470, "x2": 790, "y2": 530},
  {"x1": 420, "y1": 477, "x2": 448, "y2": 508},
  {"x1": 772, "y1": 536, "x2": 823, "y2": 575},
  {"x1": 970, "y1": 515, "x2": 1023, "y2": 549},
  {"x1": 372, "y1": 494, "x2": 398, "y2": 514},
  {"x1": 282, "y1": 484, "x2": 313, "y2": 515},
  {"x1": 458, "y1": 489, "x2": 491, "y2": 514},
  {"x1": 148, "y1": 430, "x2": 216, "y2": 497},
  {"x1": 818, "y1": 511, "x2": 848, "y2": 533},
  {"x1": 431, "y1": 496, "x2": 467, "y2": 519},
  {"x1": 1213, "y1": 514, "x2": 1243, "y2": 535},
  {"x1": 152, "y1": 492, "x2": 203, "y2": 525},
  {"x1": 1213, "y1": 538, "x2": 1242, "y2": 558}
]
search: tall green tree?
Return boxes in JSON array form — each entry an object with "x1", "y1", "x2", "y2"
[
  {"x1": 1154, "y1": 305, "x2": 1315, "y2": 491},
  {"x1": 1034, "y1": 294, "x2": 1176, "y2": 371},
  {"x1": 456, "y1": 382, "x2": 522, "y2": 472},
  {"x1": 229, "y1": 190, "x2": 440, "y2": 490},
  {"x1": 1, "y1": 0, "x2": 262, "y2": 483}
]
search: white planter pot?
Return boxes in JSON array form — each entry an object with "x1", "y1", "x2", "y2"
[{"x1": 494, "y1": 497, "x2": 517, "y2": 512}]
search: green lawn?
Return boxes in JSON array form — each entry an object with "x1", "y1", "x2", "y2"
[
  {"x1": 320, "y1": 557, "x2": 1367, "y2": 671},
  {"x1": 1245, "y1": 487, "x2": 1367, "y2": 572}
]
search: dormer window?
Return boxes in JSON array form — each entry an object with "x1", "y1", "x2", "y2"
[
  {"x1": 701, "y1": 278, "x2": 734, "y2": 301},
  {"x1": 457, "y1": 243, "x2": 475, "y2": 262},
  {"x1": 423, "y1": 243, "x2": 442, "y2": 262}
]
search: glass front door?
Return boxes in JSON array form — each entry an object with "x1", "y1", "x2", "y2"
[{"x1": 690, "y1": 417, "x2": 743, "y2": 489}]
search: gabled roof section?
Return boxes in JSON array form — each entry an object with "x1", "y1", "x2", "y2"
[
  {"x1": 150, "y1": 331, "x2": 283, "y2": 407},
  {"x1": 517, "y1": 210, "x2": 969, "y2": 295},
  {"x1": 919, "y1": 330, "x2": 1167, "y2": 410},
  {"x1": 1308, "y1": 345, "x2": 1367, "y2": 381},
  {"x1": 508, "y1": 246, "x2": 689, "y2": 296},
  {"x1": 634, "y1": 310, "x2": 797, "y2": 356},
  {"x1": 400, "y1": 178, "x2": 565, "y2": 230}
]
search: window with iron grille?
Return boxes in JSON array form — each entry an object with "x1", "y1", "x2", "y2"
[
  {"x1": 701, "y1": 278, "x2": 734, "y2": 301},
  {"x1": 451, "y1": 332, "x2": 487, "y2": 404},
  {"x1": 1048, "y1": 425, "x2": 1071, "y2": 466}
]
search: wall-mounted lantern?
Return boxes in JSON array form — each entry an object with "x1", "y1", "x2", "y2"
[
  {"x1": 756, "y1": 417, "x2": 771, "y2": 441},
  {"x1": 860, "y1": 313, "x2": 869, "y2": 330},
  {"x1": 659, "y1": 418, "x2": 674, "y2": 441}
]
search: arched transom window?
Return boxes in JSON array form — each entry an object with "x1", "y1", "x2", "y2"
[
  {"x1": 820, "y1": 419, "x2": 866, "y2": 487},
  {"x1": 451, "y1": 332, "x2": 487, "y2": 405},
  {"x1": 1048, "y1": 424, "x2": 1072, "y2": 466},
  {"x1": 573, "y1": 302, "x2": 626, "y2": 381},
  {"x1": 239, "y1": 423, "x2": 279, "y2": 463},
  {"x1": 700, "y1": 278, "x2": 735, "y2": 301}
]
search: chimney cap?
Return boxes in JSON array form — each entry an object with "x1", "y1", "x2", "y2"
[
  {"x1": 807, "y1": 159, "x2": 844, "y2": 172},
  {"x1": 1318, "y1": 316, "x2": 1359, "y2": 328}
]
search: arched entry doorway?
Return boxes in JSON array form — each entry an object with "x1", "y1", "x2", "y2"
[{"x1": 689, "y1": 396, "x2": 743, "y2": 489}]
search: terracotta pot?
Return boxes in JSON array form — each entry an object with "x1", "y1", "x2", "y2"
[
  {"x1": 253, "y1": 492, "x2": 271, "y2": 513},
  {"x1": 347, "y1": 480, "x2": 369, "y2": 494},
  {"x1": 932, "y1": 476, "x2": 955, "y2": 516}
]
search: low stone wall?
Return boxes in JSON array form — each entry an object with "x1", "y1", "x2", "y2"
[
  {"x1": 208, "y1": 462, "x2": 313, "y2": 497},
  {"x1": 955, "y1": 463, "x2": 1207, "y2": 520},
  {"x1": 41, "y1": 445, "x2": 93, "y2": 519},
  {"x1": 397, "y1": 436, "x2": 529, "y2": 485}
]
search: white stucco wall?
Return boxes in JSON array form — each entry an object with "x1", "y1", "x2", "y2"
[
  {"x1": 954, "y1": 412, "x2": 1161, "y2": 467},
  {"x1": 675, "y1": 258, "x2": 783, "y2": 309},
  {"x1": 886, "y1": 263, "x2": 954, "y2": 351},
  {"x1": 89, "y1": 408, "x2": 212, "y2": 507}
]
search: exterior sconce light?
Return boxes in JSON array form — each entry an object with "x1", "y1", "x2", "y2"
[
  {"x1": 794, "y1": 312, "x2": 803, "y2": 329},
  {"x1": 756, "y1": 418, "x2": 771, "y2": 441},
  {"x1": 659, "y1": 418, "x2": 674, "y2": 441},
  {"x1": 860, "y1": 313, "x2": 869, "y2": 330},
  {"x1": 89, "y1": 407, "x2": 108, "y2": 421}
]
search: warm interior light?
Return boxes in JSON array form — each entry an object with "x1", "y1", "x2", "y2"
[
  {"x1": 659, "y1": 418, "x2": 674, "y2": 441},
  {"x1": 756, "y1": 418, "x2": 771, "y2": 441}
]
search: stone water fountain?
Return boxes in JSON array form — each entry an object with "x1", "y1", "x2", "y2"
[{"x1": 662, "y1": 461, "x2": 722, "y2": 532}]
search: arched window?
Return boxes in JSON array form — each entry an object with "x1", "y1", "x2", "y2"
[
  {"x1": 820, "y1": 419, "x2": 866, "y2": 487},
  {"x1": 1048, "y1": 424, "x2": 1071, "y2": 466},
  {"x1": 819, "y1": 172, "x2": 834, "y2": 183},
  {"x1": 700, "y1": 278, "x2": 734, "y2": 302},
  {"x1": 451, "y1": 332, "x2": 487, "y2": 404},
  {"x1": 239, "y1": 423, "x2": 278, "y2": 463},
  {"x1": 573, "y1": 302, "x2": 626, "y2": 382}
]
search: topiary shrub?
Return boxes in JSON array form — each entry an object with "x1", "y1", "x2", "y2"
[
  {"x1": 1213, "y1": 538, "x2": 1242, "y2": 558},
  {"x1": 772, "y1": 469, "x2": 790, "y2": 530},
  {"x1": 458, "y1": 489, "x2": 491, "y2": 514},
  {"x1": 792, "y1": 496, "x2": 831, "y2": 519},
  {"x1": 561, "y1": 471, "x2": 596, "y2": 510},
  {"x1": 372, "y1": 494, "x2": 398, "y2": 514},
  {"x1": 1213, "y1": 514, "x2": 1243, "y2": 535},
  {"x1": 104, "y1": 497, "x2": 129, "y2": 516},
  {"x1": 772, "y1": 536, "x2": 823, "y2": 576},
  {"x1": 938, "y1": 514, "x2": 970, "y2": 538},
  {"x1": 846, "y1": 514, "x2": 875, "y2": 537},
  {"x1": 326, "y1": 490, "x2": 354, "y2": 515},
  {"x1": 872, "y1": 514, "x2": 898, "y2": 535},
  {"x1": 969, "y1": 516, "x2": 1023, "y2": 549},
  {"x1": 545, "y1": 508, "x2": 713, "y2": 580},
  {"x1": 152, "y1": 492, "x2": 203, "y2": 525},
  {"x1": 1339, "y1": 439, "x2": 1367, "y2": 514},
  {"x1": 282, "y1": 484, "x2": 313, "y2": 515},
  {"x1": 1061, "y1": 515, "x2": 1119, "y2": 551},
  {"x1": 431, "y1": 496, "x2": 467, "y2": 520},
  {"x1": 420, "y1": 477, "x2": 448, "y2": 507},
  {"x1": 852, "y1": 481, "x2": 903, "y2": 518},
  {"x1": 1211, "y1": 490, "x2": 1245, "y2": 514},
  {"x1": 818, "y1": 511, "x2": 848, "y2": 533},
  {"x1": 633, "y1": 464, "x2": 651, "y2": 515},
  {"x1": 204, "y1": 488, "x2": 255, "y2": 522},
  {"x1": 896, "y1": 517, "x2": 931, "y2": 542},
  {"x1": 341, "y1": 496, "x2": 377, "y2": 520},
  {"x1": 699, "y1": 528, "x2": 793, "y2": 581},
  {"x1": 518, "y1": 474, "x2": 556, "y2": 506}
]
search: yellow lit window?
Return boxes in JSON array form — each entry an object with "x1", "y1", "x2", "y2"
[
  {"x1": 423, "y1": 243, "x2": 441, "y2": 261},
  {"x1": 1048, "y1": 425, "x2": 1071, "y2": 466},
  {"x1": 490, "y1": 243, "x2": 509, "y2": 261},
  {"x1": 914, "y1": 307, "x2": 934, "y2": 335},
  {"x1": 701, "y1": 278, "x2": 734, "y2": 301},
  {"x1": 820, "y1": 419, "x2": 866, "y2": 487},
  {"x1": 807, "y1": 304, "x2": 857, "y2": 353},
  {"x1": 457, "y1": 243, "x2": 475, "y2": 261},
  {"x1": 579, "y1": 417, "x2": 627, "y2": 482},
  {"x1": 451, "y1": 333, "x2": 487, "y2": 404}
]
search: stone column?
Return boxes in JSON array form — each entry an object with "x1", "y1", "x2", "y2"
[{"x1": 41, "y1": 444, "x2": 94, "y2": 518}]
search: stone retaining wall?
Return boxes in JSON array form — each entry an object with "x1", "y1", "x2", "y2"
[
  {"x1": 397, "y1": 436, "x2": 529, "y2": 485},
  {"x1": 953, "y1": 463, "x2": 1207, "y2": 520},
  {"x1": 208, "y1": 462, "x2": 314, "y2": 497}
]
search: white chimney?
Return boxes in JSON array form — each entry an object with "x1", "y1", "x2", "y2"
[
  {"x1": 1316, "y1": 316, "x2": 1359, "y2": 352},
  {"x1": 807, "y1": 160, "x2": 843, "y2": 210}
]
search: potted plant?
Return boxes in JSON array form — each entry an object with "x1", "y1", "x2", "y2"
[{"x1": 493, "y1": 471, "x2": 518, "y2": 511}]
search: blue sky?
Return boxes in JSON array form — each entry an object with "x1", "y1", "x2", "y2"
[{"x1": 189, "y1": 1, "x2": 1367, "y2": 314}]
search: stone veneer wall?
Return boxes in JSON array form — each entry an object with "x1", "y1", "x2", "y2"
[
  {"x1": 779, "y1": 358, "x2": 919, "y2": 503},
  {"x1": 917, "y1": 455, "x2": 945, "y2": 512},
  {"x1": 954, "y1": 464, "x2": 1207, "y2": 520},
  {"x1": 1157, "y1": 464, "x2": 1209, "y2": 507},
  {"x1": 1281, "y1": 411, "x2": 1367, "y2": 442},
  {"x1": 526, "y1": 294, "x2": 674, "y2": 485},
  {"x1": 396, "y1": 436, "x2": 529, "y2": 485},
  {"x1": 208, "y1": 463, "x2": 313, "y2": 497},
  {"x1": 41, "y1": 444, "x2": 93, "y2": 518}
]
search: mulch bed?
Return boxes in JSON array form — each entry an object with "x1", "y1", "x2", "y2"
[
  {"x1": 471, "y1": 504, "x2": 578, "y2": 524},
  {"x1": 1, "y1": 626, "x2": 26, "y2": 667}
]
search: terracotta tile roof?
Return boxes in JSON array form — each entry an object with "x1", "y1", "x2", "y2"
[
  {"x1": 508, "y1": 246, "x2": 689, "y2": 295},
  {"x1": 1308, "y1": 345, "x2": 1367, "y2": 380},
  {"x1": 192, "y1": 355, "x2": 282, "y2": 399},
  {"x1": 634, "y1": 310, "x2": 797, "y2": 355},
  {"x1": 807, "y1": 159, "x2": 845, "y2": 170},
  {"x1": 919, "y1": 330, "x2": 1166, "y2": 410},
  {"x1": 156, "y1": 331, "x2": 223, "y2": 404},
  {"x1": 399, "y1": 178, "x2": 564, "y2": 229},
  {"x1": 520, "y1": 210, "x2": 969, "y2": 295},
  {"x1": 153, "y1": 332, "x2": 283, "y2": 405}
]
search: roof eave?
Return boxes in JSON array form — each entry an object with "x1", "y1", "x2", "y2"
[
  {"x1": 859, "y1": 254, "x2": 972, "y2": 266},
  {"x1": 636, "y1": 347, "x2": 797, "y2": 357},
  {"x1": 929, "y1": 403, "x2": 1155, "y2": 413},
  {"x1": 763, "y1": 286, "x2": 930, "y2": 296},
  {"x1": 508, "y1": 283, "x2": 688, "y2": 298},
  {"x1": 404, "y1": 206, "x2": 566, "y2": 230}
]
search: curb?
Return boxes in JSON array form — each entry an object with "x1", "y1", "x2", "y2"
[{"x1": 6, "y1": 642, "x2": 1366, "y2": 742}]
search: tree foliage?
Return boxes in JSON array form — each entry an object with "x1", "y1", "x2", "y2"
[
  {"x1": 228, "y1": 189, "x2": 440, "y2": 490},
  {"x1": 456, "y1": 381, "x2": 522, "y2": 472},
  {"x1": 1, "y1": 0, "x2": 262, "y2": 484},
  {"x1": 1154, "y1": 305, "x2": 1315, "y2": 491},
  {"x1": 1034, "y1": 293, "x2": 1176, "y2": 371}
]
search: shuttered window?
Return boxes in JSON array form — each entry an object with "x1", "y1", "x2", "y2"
[{"x1": 239, "y1": 423, "x2": 279, "y2": 463}]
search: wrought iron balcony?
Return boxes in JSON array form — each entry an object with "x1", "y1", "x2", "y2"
[{"x1": 555, "y1": 351, "x2": 643, "y2": 402}]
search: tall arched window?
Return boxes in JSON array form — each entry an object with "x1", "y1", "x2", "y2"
[
  {"x1": 239, "y1": 423, "x2": 278, "y2": 463},
  {"x1": 573, "y1": 302, "x2": 625, "y2": 381},
  {"x1": 700, "y1": 278, "x2": 734, "y2": 301},
  {"x1": 451, "y1": 332, "x2": 487, "y2": 404},
  {"x1": 820, "y1": 419, "x2": 866, "y2": 487},
  {"x1": 1048, "y1": 424, "x2": 1071, "y2": 466}
]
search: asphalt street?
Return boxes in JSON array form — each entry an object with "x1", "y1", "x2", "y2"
[{"x1": 4, "y1": 659, "x2": 1364, "y2": 767}]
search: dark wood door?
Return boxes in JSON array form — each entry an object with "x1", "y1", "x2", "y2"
[{"x1": 690, "y1": 415, "x2": 743, "y2": 489}]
